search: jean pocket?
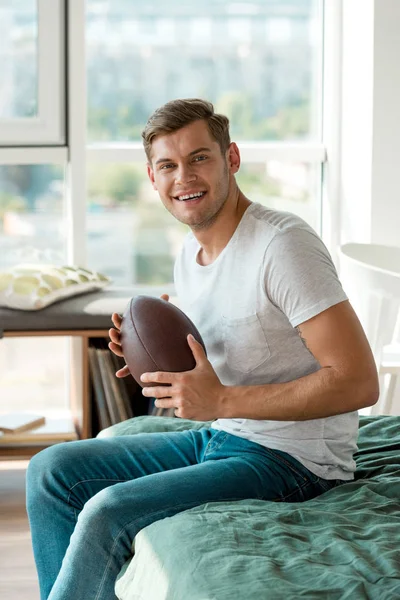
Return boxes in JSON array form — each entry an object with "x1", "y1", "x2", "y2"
[{"x1": 222, "y1": 313, "x2": 271, "y2": 373}]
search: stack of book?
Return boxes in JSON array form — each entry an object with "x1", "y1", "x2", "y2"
[
  {"x1": 88, "y1": 338, "x2": 137, "y2": 432},
  {"x1": 88, "y1": 338, "x2": 176, "y2": 434}
]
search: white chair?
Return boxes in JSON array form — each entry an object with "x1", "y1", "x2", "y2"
[{"x1": 338, "y1": 243, "x2": 400, "y2": 415}]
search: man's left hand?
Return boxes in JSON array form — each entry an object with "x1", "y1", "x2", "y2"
[{"x1": 140, "y1": 334, "x2": 225, "y2": 420}]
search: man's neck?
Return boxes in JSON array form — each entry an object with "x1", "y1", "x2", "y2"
[{"x1": 194, "y1": 192, "x2": 252, "y2": 266}]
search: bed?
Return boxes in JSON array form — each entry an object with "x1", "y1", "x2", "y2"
[{"x1": 98, "y1": 414, "x2": 400, "y2": 599}]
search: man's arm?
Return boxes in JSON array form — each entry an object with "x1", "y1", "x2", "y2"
[
  {"x1": 141, "y1": 300, "x2": 379, "y2": 421},
  {"x1": 219, "y1": 300, "x2": 379, "y2": 421}
]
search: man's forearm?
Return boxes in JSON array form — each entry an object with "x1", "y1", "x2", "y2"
[{"x1": 219, "y1": 366, "x2": 378, "y2": 421}]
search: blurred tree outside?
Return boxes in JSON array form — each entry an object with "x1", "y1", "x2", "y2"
[
  {"x1": 0, "y1": 165, "x2": 62, "y2": 210},
  {"x1": 88, "y1": 103, "x2": 145, "y2": 142},
  {"x1": 87, "y1": 92, "x2": 310, "y2": 146},
  {"x1": 216, "y1": 91, "x2": 308, "y2": 141},
  {"x1": 236, "y1": 167, "x2": 281, "y2": 202},
  {"x1": 0, "y1": 193, "x2": 27, "y2": 230},
  {"x1": 87, "y1": 163, "x2": 142, "y2": 206}
]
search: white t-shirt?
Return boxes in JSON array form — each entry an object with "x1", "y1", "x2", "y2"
[{"x1": 174, "y1": 202, "x2": 358, "y2": 480}]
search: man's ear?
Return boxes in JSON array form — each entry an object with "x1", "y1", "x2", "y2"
[
  {"x1": 147, "y1": 163, "x2": 157, "y2": 190},
  {"x1": 227, "y1": 142, "x2": 240, "y2": 174}
]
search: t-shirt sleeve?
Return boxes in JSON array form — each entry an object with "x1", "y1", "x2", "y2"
[{"x1": 264, "y1": 227, "x2": 348, "y2": 327}]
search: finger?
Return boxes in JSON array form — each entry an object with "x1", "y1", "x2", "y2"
[
  {"x1": 108, "y1": 327, "x2": 121, "y2": 345},
  {"x1": 115, "y1": 365, "x2": 130, "y2": 378},
  {"x1": 187, "y1": 334, "x2": 207, "y2": 365},
  {"x1": 160, "y1": 294, "x2": 170, "y2": 302},
  {"x1": 108, "y1": 341, "x2": 124, "y2": 358},
  {"x1": 142, "y1": 386, "x2": 172, "y2": 399},
  {"x1": 140, "y1": 371, "x2": 176, "y2": 385},
  {"x1": 154, "y1": 398, "x2": 175, "y2": 409},
  {"x1": 111, "y1": 313, "x2": 122, "y2": 328}
]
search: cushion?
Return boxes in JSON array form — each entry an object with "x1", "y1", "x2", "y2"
[{"x1": 0, "y1": 264, "x2": 111, "y2": 311}]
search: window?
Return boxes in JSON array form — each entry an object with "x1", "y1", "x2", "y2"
[
  {"x1": 0, "y1": 0, "x2": 65, "y2": 146},
  {"x1": 0, "y1": 164, "x2": 66, "y2": 270},
  {"x1": 0, "y1": 0, "x2": 38, "y2": 119},
  {"x1": 86, "y1": 0, "x2": 325, "y2": 285},
  {"x1": 86, "y1": 0, "x2": 322, "y2": 143}
]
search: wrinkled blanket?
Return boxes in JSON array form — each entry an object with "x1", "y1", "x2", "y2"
[{"x1": 108, "y1": 416, "x2": 400, "y2": 600}]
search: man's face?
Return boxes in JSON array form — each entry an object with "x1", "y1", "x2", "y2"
[{"x1": 147, "y1": 120, "x2": 238, "y2": 230}]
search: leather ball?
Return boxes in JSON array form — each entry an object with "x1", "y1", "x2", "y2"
[{"x1": 120, "y1": 295, "x2": 207, "y2": 387}]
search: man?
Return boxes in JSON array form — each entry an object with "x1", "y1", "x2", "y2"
[{"x1": 26, "y1": 98, "x2": 379, "y2": 600}]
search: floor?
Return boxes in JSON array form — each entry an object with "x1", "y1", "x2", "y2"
[{"x1": 0, "y1": 461, "x2": 40, "y2": 600}]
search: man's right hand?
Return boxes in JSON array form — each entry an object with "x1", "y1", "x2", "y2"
[{"x1": 108, "y1": 294, "x2": 170, "y2": 378}]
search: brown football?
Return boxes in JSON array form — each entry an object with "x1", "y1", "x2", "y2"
[{"x1": 120, "y1": 295, "x2": 207, "y2": 387}]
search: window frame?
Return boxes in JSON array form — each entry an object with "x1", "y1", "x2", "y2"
[
  {"x1": 82, "y1": 0, "x2": 333, "y2": 267},
  {"x1": 0, "y1": 0, "x2": 65, "y2": 146},
  {"x1": 0, "y1": 0, "x2": 341, "y2": 269}
]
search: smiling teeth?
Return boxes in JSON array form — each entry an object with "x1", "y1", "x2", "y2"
[{"x1": 178, "y1": 192, "x2": 204, "y2": 201}]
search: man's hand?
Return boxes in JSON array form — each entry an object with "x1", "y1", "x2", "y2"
[
  {"x1": 108, "y1": 294, "x2": 170, "y2": 378},
  {"x1": 108, "y1": 313, "x2": 131, "y2": 378},
  {"x1": 141, "y1": 334, "x2": 225, "y2": 420}
]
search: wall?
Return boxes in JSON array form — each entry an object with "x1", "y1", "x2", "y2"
[
  {"x1": 340, "y1": 0, "x2": 400, "y2": 414},
  {"x1": 340, "y1": 0, "x2": 400, "y2": 248}
]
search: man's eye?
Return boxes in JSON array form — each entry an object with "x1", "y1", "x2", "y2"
[
  {"x1": 160, "y1": 164, "x2": 174, "y2": 170},
  {"x1": 193, "y1": 155, "x2": 207, "y2": 162}
]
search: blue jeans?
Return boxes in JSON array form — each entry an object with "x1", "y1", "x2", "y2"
[{"x1": 26, "y1": 428, "x2": 341, "y2": 600}]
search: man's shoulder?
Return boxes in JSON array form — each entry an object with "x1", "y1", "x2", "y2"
[
  {"x1": 248, "y1": 203, "x2": 313, "y2": 234},
  {"x1": 244, "y1": 203, "x2": 317, "y2": 246}
]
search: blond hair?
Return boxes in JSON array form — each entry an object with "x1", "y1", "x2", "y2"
[{"x1": 142, "y1": 98, "x2": 230, "y2": 162}]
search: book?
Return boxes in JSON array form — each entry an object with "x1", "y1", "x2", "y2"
[
  {"x1": 99, "y1": 349, "x2": 130, "y2": 422},
  {"x1": 88, "y1": 347, "x2": 112, "y2": 431},
  {"x1": 0, "y1": 413, "x2": 46, "y2": 434},
  {"x1": 89, "y1": 336, "x2": 149, "y2": 425},
  {"x1": 0, "y1": 416, "x2": 78, "y2": 444},
  {"x1": 96, "y1": 348, "x2": 120, "y2": 425},
  {"x1": 109, "y1": 351, "x2": 135, "y2": 420}
]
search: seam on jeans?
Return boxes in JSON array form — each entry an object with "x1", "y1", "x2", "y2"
[
  {"x1": 317, "y1": 478, "x2": 339, "y2": 492},
  {"x1": 67, "y1": 478, "x2": 129, "y2": 502},
  {"x1": 67, "y1": 478, "x2": 129, "y2": 520},
  {"x1": 271, "y1": 474, "x2": 338, "y2": 502},
  {"x1": 204, "y1": 432, "x2": 228, "y2": 457},
  {"x1": 94, "y1": 496, "x2": 245, "y2": 600},
  {"x1": 266, "y1": 448, "x2": 309, "y2": 481},
  {"x1": 274, "y1": 478, "x2": 311, "y2": 502}
]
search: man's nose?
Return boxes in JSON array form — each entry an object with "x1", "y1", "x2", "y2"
[{"x1": 175, "y1": 164, "x2": 197, "y2": 185}]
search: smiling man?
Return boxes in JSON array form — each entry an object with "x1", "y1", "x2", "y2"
[
  {"x1": 26, "y1": 99, "x2": 379, "y2": 600},
  {"x1": 147, "y1": 117, "x2": 240, "y2": 236}
]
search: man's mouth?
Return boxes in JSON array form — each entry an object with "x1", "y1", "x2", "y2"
[{"x1": 174, "y1": 191, "x2": 206, "y2": 202}]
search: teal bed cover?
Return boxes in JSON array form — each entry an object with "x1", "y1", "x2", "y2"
[{"x1": 103, "y1": 415, "x2": 400, "y2": 600}]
